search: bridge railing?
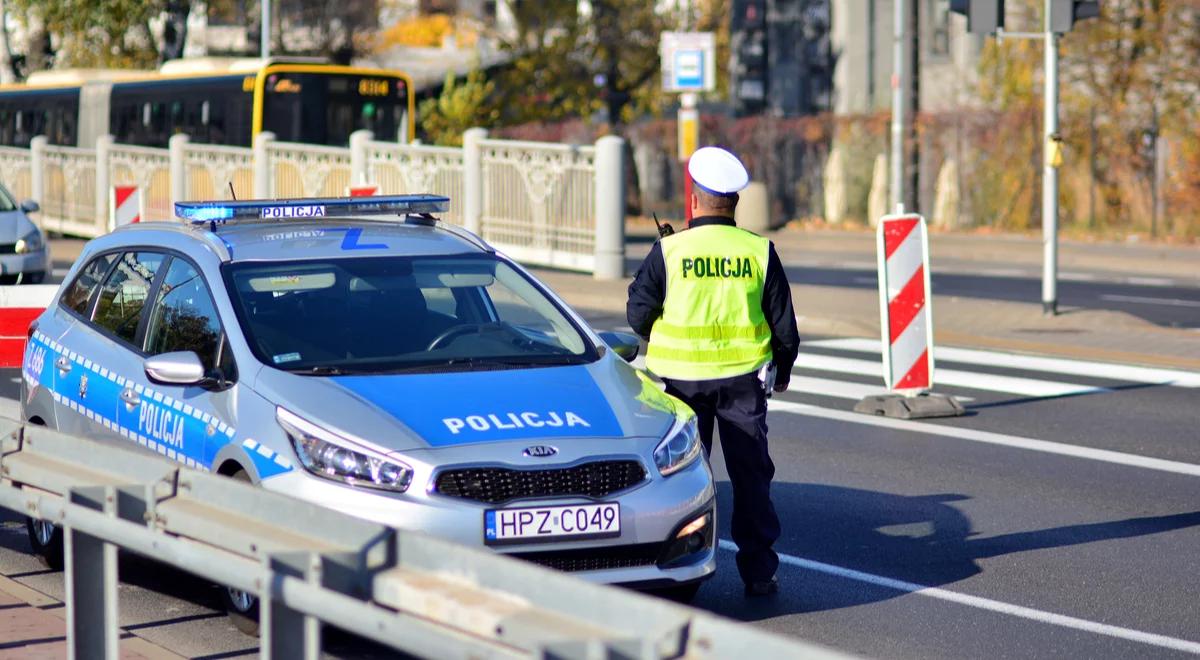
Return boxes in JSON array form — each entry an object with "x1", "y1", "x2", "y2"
[
  {"x1": 0, "y1": 416, "x2": 848, "y2": 659},
  {"x1": 9, "y1": 129, "x2": 625, "y2": 279}
]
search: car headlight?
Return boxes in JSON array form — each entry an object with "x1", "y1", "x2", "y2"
[
  {"x1": 653, "y1": 414, "x2": 702, "y2": 476},
  {"x1": 14, "y1": 230, "x2": 43, "y2": 254},
  {"x1": 277, "y1": 407, "x2": 412, "y2": 492}
]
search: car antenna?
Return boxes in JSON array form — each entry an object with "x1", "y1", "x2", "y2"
[
  {"x1": 214, "y1": 182, "x2": 238, "y2": 232},
  {"x1": 228, "y1": 181, "x2": 237, "y2": 200},
  {"x1": 652, "y1": 212, "x2": 674, "y2": 238}
]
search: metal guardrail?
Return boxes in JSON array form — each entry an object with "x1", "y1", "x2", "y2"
[
  {"x1": 0, "y1": 417, "x2": 848, "y2": 659},
  {"x1": 9, "y1": 129, "x2": 627, "y2": 280}
]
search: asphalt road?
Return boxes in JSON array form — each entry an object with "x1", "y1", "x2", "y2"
[{"x1": 1, "y1": 323, "x2": 1198, "y2": 658}]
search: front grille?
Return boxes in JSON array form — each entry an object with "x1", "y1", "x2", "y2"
[
  {"x1": 507, "y1": 542, "x2": 661, "y2": 572},
  {"x1": 434, "y1": 460, "x2": 647, "y2": 504}
]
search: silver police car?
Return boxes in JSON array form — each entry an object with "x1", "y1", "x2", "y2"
[{"x1": 21, "y1": 195, "x2": 715, "y2": 630}]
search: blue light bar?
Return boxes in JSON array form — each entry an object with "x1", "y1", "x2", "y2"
[{"x1": 174, "y1": 194, "x2": 451, "y2": 225}]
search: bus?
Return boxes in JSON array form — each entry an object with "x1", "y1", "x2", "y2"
[{"x1": 0, "y1": 57, "x2": 415, "y2": 149}]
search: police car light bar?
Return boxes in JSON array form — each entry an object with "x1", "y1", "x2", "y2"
[{"x1": 174, "y1": 194, "x2": 451, "y2": 224}]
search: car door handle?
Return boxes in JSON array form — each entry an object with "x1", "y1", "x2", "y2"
[
  {"x1": 120, "y1": 388, "x2": 141, "y2": 408},
  {"x1": 55, "y1": 356, "x2": 71, "y2": 373}
]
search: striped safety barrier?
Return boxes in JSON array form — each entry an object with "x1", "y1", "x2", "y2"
[
  {"x1": 0, "y1": 285, "x2": 55, "y2": 367},
  {"x1": 875, "y1": 212, "x2": 934, "y2": 391},
  {"x1": 111, "y1": 185, "x2": 142, "y2": 228}
]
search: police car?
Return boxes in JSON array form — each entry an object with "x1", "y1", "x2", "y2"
[{"x1": 20, "y1": 195, "x2": 715, "y2": 630}]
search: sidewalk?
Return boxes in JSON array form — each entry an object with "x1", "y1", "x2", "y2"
[
  {"x1": 0, "y1": 575, "x2": 180, "y2": 660},
  {"x1": 532, "y1": 228, "x2": 1200, "y2": 372}
]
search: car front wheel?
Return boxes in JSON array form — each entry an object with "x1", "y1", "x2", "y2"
[
  {"x1": 218, "y1": 468, "x2": 260, "y2": 636},
  {"x1": 26, "y1": 517, "x2": 63, "y2": 570}
]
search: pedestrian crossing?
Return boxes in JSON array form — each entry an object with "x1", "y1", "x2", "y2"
[{"x1": 627, "y1": 334, "x2": 1199, "y2": 408}]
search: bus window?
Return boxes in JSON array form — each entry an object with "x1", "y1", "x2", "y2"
[{"x1": 261, "y1": 72, "x2": 409, "y2": 146}]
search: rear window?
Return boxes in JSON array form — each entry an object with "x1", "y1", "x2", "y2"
[{"x1": 61, "y1": 253, "x2": 117, "y2": 315}]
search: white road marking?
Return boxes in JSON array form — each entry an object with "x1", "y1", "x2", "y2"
[
  {"x1": 797, "y1": 352, "x2": 1107, "y2": 397},
  {"x1": 1059, "y1": 271, "x2": 1097, "y2": 281},
  {"x1": 768, "y1": 399, "x2": 1200, "y2": 477},
  {"x1": 1125, "y1": 276, "x2": 1176, "y2": 287},
  {"x1": 787, "y1": 375, "x2": 973, "y2": 402},
  {"x1": 51, "y1": 268, "x2": 70, "y2": 277},
  {"x1": 717, "y1": 539, "x2": 1200, "y2": 655},
  {"x1": 1100, "y1": 294, "x2": 1200, "y2": 309},
  {"x1": 804, "y1": 338, "x2": 1200, "y2": 388},
  {"x1": 979, "y1": 267, "x2": 1027, "y2": 278}
]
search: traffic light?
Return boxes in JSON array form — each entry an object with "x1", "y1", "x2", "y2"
[
  {"x1": 948, "y1": 0, "x2": 1005, "y2": 35},
  {"x1": 730, "y1": 0, "x2": 767, "y2": 116},
  {"x1": 1048, "y1": 0, "x2": 1100, "y2": 32}
]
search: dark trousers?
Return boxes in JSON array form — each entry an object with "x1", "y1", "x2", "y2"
[{"x1": 663, "y1": 372, "x2": 781, "y2": 584}]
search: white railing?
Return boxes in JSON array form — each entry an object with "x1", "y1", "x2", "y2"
[
  {"x1": 367, "y1": 141, "x2": 465, "y2": 226},
  {"x1": 12, "y1": 129, "x2": 627, "y2": 279}
]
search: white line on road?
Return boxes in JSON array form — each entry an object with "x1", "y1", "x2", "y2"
[
  {"x1": 768, "y1": 399, "x2": 1200, "y2": 478},
  {"x1": 804, "y1": 338, "x2": 1200, "y2": 388},
  {"x1": 717, "y1": 540, "x2": 1200, "y2": 655},
  {"x1": 788, "y1": 376, "x2": 973, "y2": 402},
  {"x1": 1059, "y1": 271, "x2": 1097, "y2": 282},
  {"x1": 51, "y1": 268, "x2": 70, "y2": 277},
  {"x1": 1100, "y1": 294, "x2": 1200, "y2": 309},
  {"x1": 1125, "y1": 276, "x2": 1177, "y2": 287},
  {"x1": 797, "y1": 352, "x2": 1108, "y2": 398}
]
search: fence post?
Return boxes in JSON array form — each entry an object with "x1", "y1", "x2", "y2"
[
  {"x1": 64, "y1": 487, "x2": 120, "y2": 659},
  {"x1": 169, "y1": 133, "x2": 190, "y2": 210},
  {"x1": 350, "y1": 129, "x2": 373, "y2": 186},
  {"x1": 463, "y1": 127, "x2": 487, "y2": 235},
  {"x1": 253, "y1": 131, "x2": 275, "y2": 199},
  {"x1": 95, "y1": 135, "x2": 113, "y2": 232},
  {"x1": 30, "y1": 135, "x2": 46, "y2": 208},
  {"x1": 593, "y1": 135, "x2": 626, "y2": 281}
]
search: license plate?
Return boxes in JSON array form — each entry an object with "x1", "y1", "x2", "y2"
[{"x1": 484, "y1": 503, "x2": 620, "y2": 545}]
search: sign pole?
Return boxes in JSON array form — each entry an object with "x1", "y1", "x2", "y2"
[
  {"x1": 679, "y1": 92, "x2": 698, "y2": 222},
  {"x1": 889, "y1": 0, "x2": 906, "y2": 209},
  {"x1": 1042, "y1": 0, "x2": 1059, "y2": 316}
]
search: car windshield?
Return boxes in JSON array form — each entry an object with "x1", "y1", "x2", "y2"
[
  {"x1": 0, "y1": 184, "x2": 16, "y2": 212},
  {"x1": 224, "y1": 255, "x2": 597, "y2": 374}
]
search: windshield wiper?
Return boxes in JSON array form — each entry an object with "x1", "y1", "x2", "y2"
[{"x1": 298, "y1": 365, "x2": 360, "y2": 376}]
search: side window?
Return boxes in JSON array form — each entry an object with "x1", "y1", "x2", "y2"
[
  {"x1": 61, "y1": 253, "x2": 117, "y2": 315},
  {"x1": 92, "y1": 252, "x2": 165, "y2": 345},
  {"x1": 144, "y1": 258, "x2": 223, "y2": 371}
]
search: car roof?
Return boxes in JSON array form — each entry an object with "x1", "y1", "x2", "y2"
[{"x1": 107, "y1": 217, "x2": 490, "y2": 263}]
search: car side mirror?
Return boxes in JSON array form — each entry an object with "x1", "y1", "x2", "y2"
[
  {"x1": 144, "y1": 351, "x2": 207, "y2": 386},
  {"x1": 19, "y1": 199, "x2": 39, "y2": 214},
  {"x1": 598, "y1": 331, "x2": 641, "y2": 363}
]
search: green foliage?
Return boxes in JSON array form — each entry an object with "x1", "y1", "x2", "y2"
[
  {"x1": 419, "y1": 68, "x2": 498, "y2": 146},
  {"x1": 9, "y1": 0, "x2": 166, "y2": 68},
  {"x1": 495, "y1": 0, "x2": 667, "y2": 131}
]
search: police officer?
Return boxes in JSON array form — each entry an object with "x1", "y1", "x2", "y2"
[{"x1": 627, "y1": 146, "x2": 799, "y2": 597}]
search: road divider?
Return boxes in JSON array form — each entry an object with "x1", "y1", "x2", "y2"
[{"x1": 0, "y1": 285, "x2": 54, "y2": 367}]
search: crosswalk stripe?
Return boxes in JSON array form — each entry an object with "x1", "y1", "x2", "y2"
[
  {"x1": 787, "y1": 375, "x2": 973, "y2": 402},
  {"x1": 803, "y1": 338, "x2": 1200, "y2": 388},
  {"x1": 797, "y1": 352, "x2": 1107, "y2": 398}
]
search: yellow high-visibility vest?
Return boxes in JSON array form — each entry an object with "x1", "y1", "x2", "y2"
[{"x1": 645, "y1": 224, "x2": 773, "y2": 380}]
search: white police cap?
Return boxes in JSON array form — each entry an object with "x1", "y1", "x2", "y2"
[{"x1": 688, "y1": 146, "x2": 749, "y2": 196}]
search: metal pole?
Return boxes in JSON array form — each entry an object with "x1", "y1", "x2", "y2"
[
  {"x1": 1041, "y1": 3, "x2": 1058, "y2": 316},
  {"x1": 261, "y1": 0, "x2": 271, "y2": 59},
  {"x1": 890, "y1": 0, "x2": 905, "y2": 209}
]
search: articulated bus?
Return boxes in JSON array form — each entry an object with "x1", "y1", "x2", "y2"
[{"x1": 0, "y1": 58, "x2": 415, "y2": 149}]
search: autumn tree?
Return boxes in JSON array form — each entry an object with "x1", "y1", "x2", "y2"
[
  {"x1": 419, "y1": 67, "x2": 498, "y2": 146},
  {"x1": 7, "y1": 0, "x2": 172, "y2": 70}
]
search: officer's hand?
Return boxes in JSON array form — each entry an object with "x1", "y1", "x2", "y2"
[{"x1": 773, "y1": 378, "x2": 789, "y2": 393}]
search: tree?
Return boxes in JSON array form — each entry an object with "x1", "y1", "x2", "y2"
[
  {"x1": 8, "y1": 0, "x2": 167, "y2": 69},
  {"x1": 419, "y1": 67, "x2": 498, "y2": 146},
  {"x1": 496, "y1": 0, "x2": 667, "y2": 131}
]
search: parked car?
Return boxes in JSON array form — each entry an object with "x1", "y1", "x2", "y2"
[
  {"x1": 21, "y1": 194, "x2": 716, "y2": 634},
  {"x1": 0, "y1": 182, "x2": 48, "y2": 284}
]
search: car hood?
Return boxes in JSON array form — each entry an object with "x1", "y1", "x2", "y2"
[
  {"x1": 252, "y1": 357, "x2": 684, "y2": 453},
  {"x1": 0, "y1": 210, "x2": 34, "y2": 244}
]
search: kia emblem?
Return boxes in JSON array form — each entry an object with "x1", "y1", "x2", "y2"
[{"x1": 523, "y1": 445, "x2": 558, "y2": 458}]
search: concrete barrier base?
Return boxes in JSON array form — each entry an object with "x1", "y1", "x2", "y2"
[{"x1": 853, "y1": 392, "x2": 966, "y2": 419}]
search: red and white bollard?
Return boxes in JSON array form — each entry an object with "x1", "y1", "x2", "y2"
[
  {"x1": 110, "y1": 185, "x2": 142, "y2": 230},
  {"x1": 854, "y1": 208, "x2": 964, "y2": 419}
]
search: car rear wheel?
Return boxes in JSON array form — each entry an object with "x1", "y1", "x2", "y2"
[
  {"x1": 218, "y1": 468, "x2": 260, "y2": 636},
  {"x1": 25, "y1": 517, "x2": 64, "y2": 570}
]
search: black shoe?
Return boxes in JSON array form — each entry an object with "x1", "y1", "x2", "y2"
[{"x1": 744, "y1": 576, "x2": 779, "y2": 597}]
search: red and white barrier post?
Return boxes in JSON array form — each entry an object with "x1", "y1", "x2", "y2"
[
  {"x1": 110, "y1": 185, "x2": 143, "y2": 230},
  {"x1": 346, "y1": 184, "x2": 379, "y2": 197},
  {"x1": 0, "y1": 285, "x2": 55, "y2": 368},
  {"x1": 854, "y1": 208, "x2": 964, "y2": 419}
]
